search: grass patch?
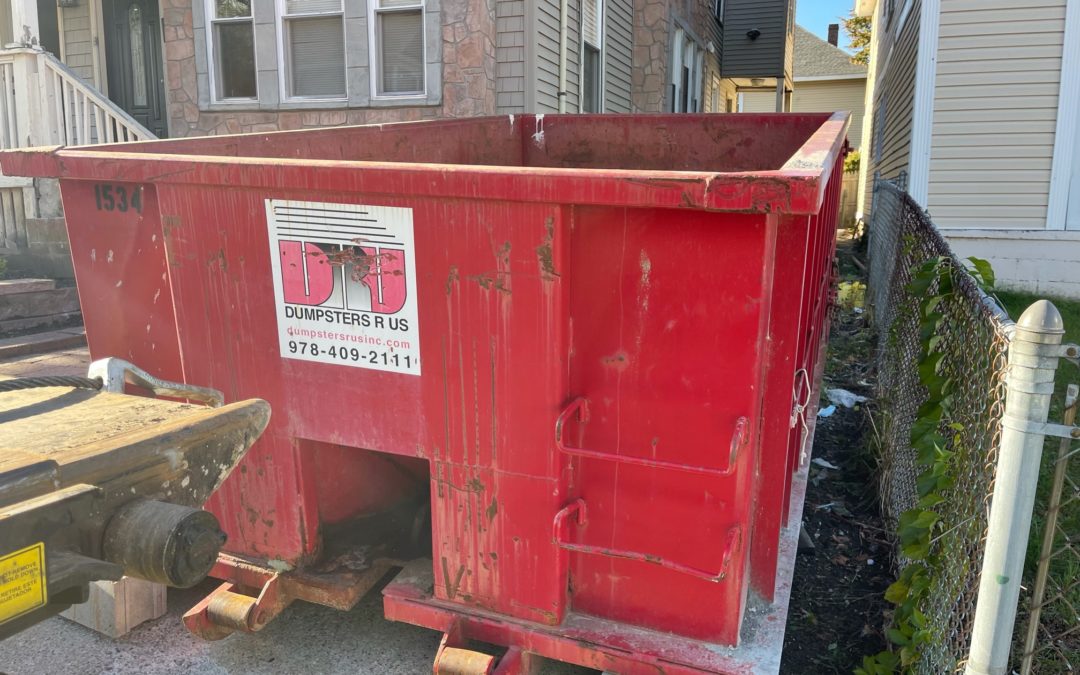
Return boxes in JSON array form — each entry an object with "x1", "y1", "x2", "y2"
[{"x1": 994, "y1": 289, "x2": 1080, "y2": 670}]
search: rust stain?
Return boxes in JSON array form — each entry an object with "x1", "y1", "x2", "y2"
[
  {"x1": 536, "y1": 216, "x2": 560, "y2": 279},
  {"x1": 485, "y1": 497, "x2": 498, "y2": 522},
  {"x1": 441, "y1": 556, "x2": 466, "y2": 601},
  {"x1": 601, "y1": 350, "x2": 630, "y2": 371},
  {"x1": 445, "y1": 265, "x2": 459, "y2": 295},
  {"x1": 467, "y1": 271, "x2": 511, "y2": 295}
]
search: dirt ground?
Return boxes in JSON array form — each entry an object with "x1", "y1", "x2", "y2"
[{"x1": 780, "y1": 240, "x2": 893, "y2": 672}]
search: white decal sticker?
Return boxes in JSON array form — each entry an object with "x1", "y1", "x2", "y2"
[{"x1": 266, "y1": 199, "x2": 420, "y2": 375}]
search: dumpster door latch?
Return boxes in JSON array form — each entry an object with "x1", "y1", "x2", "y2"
[
  {"x1": 553, "y1": 499, "x2": 742, "y2": 584},
  {"x1": 555, "y1": 397, "x2": 748, "y2": 477}
]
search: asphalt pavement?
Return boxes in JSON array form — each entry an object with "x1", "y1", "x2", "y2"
[{"x1": 0, "y1": 347, "x2": 595, "y2": 675}]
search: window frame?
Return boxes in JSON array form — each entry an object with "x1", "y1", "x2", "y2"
[
  {"x1": 713, "y1": 0, "x2": 724, "y2": 24},
  {"x1": 368, "y1": 0, "x2": 428, "y2": 101},
  {"x1": 204, "y1": 0, "x2": 258, "y2": 104},
  {"x1": 276, "y1": 0, "x2": 348, "y2": 102},
  {"x1": 579, "y1": 0, "x2": 604, "y2": 113}
]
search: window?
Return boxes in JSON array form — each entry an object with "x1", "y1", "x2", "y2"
[
  {"x1": 208, "y1": 0, "x2": 257, "y2": 101},
  {"x1": 372, "y1": 0, "x2": 426, "y2": 97},
  {"x1": 671, "y1": 32, "x2": 704, "y2": 113},
  {"x1": 280, "y1": 0, "x2": 346, "y2": 99},
  {"x1": 713, "y1": 0, "x2": 724, "y2": 23},
  {"x1": 581, "y1": 0, "x2": 602, "y2": 112}
]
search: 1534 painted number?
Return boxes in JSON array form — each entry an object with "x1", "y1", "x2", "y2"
[{"x1": 93, "y1": 184, "x2": 143, "y2": 214}]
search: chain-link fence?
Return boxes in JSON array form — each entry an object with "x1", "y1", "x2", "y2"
[{"x1": 867, "y1": 178, "x2": 1015, "y2": 671}]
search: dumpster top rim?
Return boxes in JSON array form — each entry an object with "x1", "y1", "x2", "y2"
[{"x1": 0, "y1": 113, "x2": 849, "y2": 215}]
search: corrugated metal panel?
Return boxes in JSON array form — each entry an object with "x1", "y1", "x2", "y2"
[
  {"x1": 496, "y1": 0, "x2": 526, "y2": 114},
  {"x1": 721, "y1": 0, "x2": 790, "y2": 78},
  {"x1": 926, "y1": 0, "x2": 1066, "y2": 230},
  {"x1": 603, "y1": 0, "x2": 632, "y2": 112}
]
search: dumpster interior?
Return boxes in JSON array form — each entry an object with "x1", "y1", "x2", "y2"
[{"x1": 90, "y1": 114, "x2": 833, "y2": 174}]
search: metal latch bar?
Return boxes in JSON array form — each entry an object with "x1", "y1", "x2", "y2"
[{"x1": 554, "y1": 397, "x2": 747, "y2": 477}]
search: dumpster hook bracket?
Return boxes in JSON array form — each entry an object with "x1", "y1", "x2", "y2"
[
  {"x1": 88, "y1": 357, "x2": 225, "y2": 407},
  {"x1": 555, "y1": 397, "x2": 748, "y2": 477},
  {"x1": 553, "y1": 499, "x2": 741, "y2": 583}
]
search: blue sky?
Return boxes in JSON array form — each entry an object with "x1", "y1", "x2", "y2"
[{"x1": 797, "y1": 0, "x2": 856, "y2": 52}]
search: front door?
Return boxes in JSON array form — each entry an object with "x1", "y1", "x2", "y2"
[{"x1": 104, "y1": 0, "x2": 168, "y2": 137}]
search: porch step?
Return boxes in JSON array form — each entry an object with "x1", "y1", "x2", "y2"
[
  {"x1": 0, "y1": 279, "x2": 56, "y2": 295},
  {"x1": 0, "y1": 279, "x2": 81, "y2": 335},
  {"x1": 0, "y1": 327, "x2": 86, "y2": 360}
]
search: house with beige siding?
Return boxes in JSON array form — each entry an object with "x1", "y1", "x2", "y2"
[
  {"x1": 858, "y1": 0, "x2": 1080, "y2": 297},
  {"x1": 741, "y1": 24, "x2": 867, "y2": 151}
]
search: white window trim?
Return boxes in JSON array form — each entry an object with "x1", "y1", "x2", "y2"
[
  {"x1": 713, "y1": 0, "x2": 724, "y2": 24},
  {"x1": 205, "y1": 0, "x2": 258, "y2": 104},
  {"x1": 579, "y1": 0, "x2": 604, "y2": 113},
  {"x1": 368, "y1": 0, "x2": 427, "y2": 102},
  {"x1": 906, "y1": 0, "x2": 940, "y2": 208},
  {"x1": 276, "y1": 0, "x2": 348, "y2": 103},
  {"x1": 1047, "y1": 0, "x2": 1080, "y2": 230}
]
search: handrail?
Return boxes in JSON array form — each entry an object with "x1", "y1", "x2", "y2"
[
  {"x1": 0, "y1": 47, "x2": 156, "y2": 151},
  {"x1": 40, "y1": 51, "x2": 157, "y2": 145}
]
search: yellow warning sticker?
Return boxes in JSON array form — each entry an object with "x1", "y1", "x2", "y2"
[{"x1": 0, "y1": 543, "x2": 47, "y2": 625}]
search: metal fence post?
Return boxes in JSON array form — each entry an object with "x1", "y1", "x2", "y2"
[{"x1": 966, "y1": 300, "x2": 1065, "y2": 675}]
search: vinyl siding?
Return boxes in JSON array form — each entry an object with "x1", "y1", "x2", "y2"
[
  {"x1": 61, "y1": 3, "x2": 95, "y2": 82},
  {"x1": 793, "y1": 80, "x2": 867, "y2": 149},
  {"x1": 496, "y1": 0, "x2": 526, "y2": 113},
  {"x1": 926, "y1": 0, "x2": 1066, "y2": 230},
  {"x1": 533, "y1": 0, "x2": 580, "y2": 112},
  {"x1": 740, "y1": 90, "x2": 777, "y2": 112},
  {"x1": 721, "y1": 0, "x2": 790, "y2": 78},
  {"x1": 741, "y1": 79, "x2": 867, "y2": 149},
  {"x1": 867, "y1": 0, "x2": 920, "y2": 191},
  {"x1": 604, "y1": 0, "x2": 633, "y2": 112}
]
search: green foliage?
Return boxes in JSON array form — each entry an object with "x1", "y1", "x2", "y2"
[
  {"x1": 843, "y1": 12, "x2": 872, "y2": 66},
  {"x1": 0, "y1": 255, "x2": 6, "y2": 280},
  {"x1": 845, "y1": 150, "x2": 861, "y2": 175},
  {"x1": 857, "y1": 256, "x2": 996, "y2": 674}
]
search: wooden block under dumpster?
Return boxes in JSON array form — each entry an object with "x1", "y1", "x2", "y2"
[{"x1": 0, "y1": 360, "x2": 270, "y2": 639}]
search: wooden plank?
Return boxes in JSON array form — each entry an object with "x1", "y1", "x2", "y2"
[
  {"x1": 61, "y1": 577, "x2": 167, "y2": 638},
  {"x1": 0, "y1": 327, "x2": 86, "y2": 360}
]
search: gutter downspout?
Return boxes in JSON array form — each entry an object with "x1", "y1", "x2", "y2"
[{"x1": 558, "y1": 0, "x2": 569, "y2": 112}]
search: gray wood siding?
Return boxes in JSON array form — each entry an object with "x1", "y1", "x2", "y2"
[
  {"x1": 869, "y1": 0, "x2": 920, "y2": 193},
  {"x1": 530, "y1": 0, "x2": 632, "y2": 113},
  {"x1": 61, "y1": 3, "x2": 95, "y2": 82},
  {"x1": 604, "y1": 0, "x2": 633, "y2": 112},
  {"x1": 496, "y1": 0, "x2": 526, "y2": 113},
  {"x1": 721, "y1": 0, "x2": 791, "y2": 78},
  {"x1": 533, "y1": 0, "x2": 580, "y2": 112}
]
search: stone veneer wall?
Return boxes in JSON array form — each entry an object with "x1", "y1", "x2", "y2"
[
  {"x1": 632, "y1": 0, "x2": 670, "y2": 112},
  {"x1": 162, "y1": 0, "x2": 496, "y2": 136}
]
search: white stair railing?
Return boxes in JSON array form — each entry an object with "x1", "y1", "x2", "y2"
[{"x1": 0, "y1": 46, "x2": 157, "y2": 151}]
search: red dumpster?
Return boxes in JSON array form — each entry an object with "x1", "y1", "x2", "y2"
[{"x1": 0, "y1": 112, "x2": 846, "y2": 673}]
